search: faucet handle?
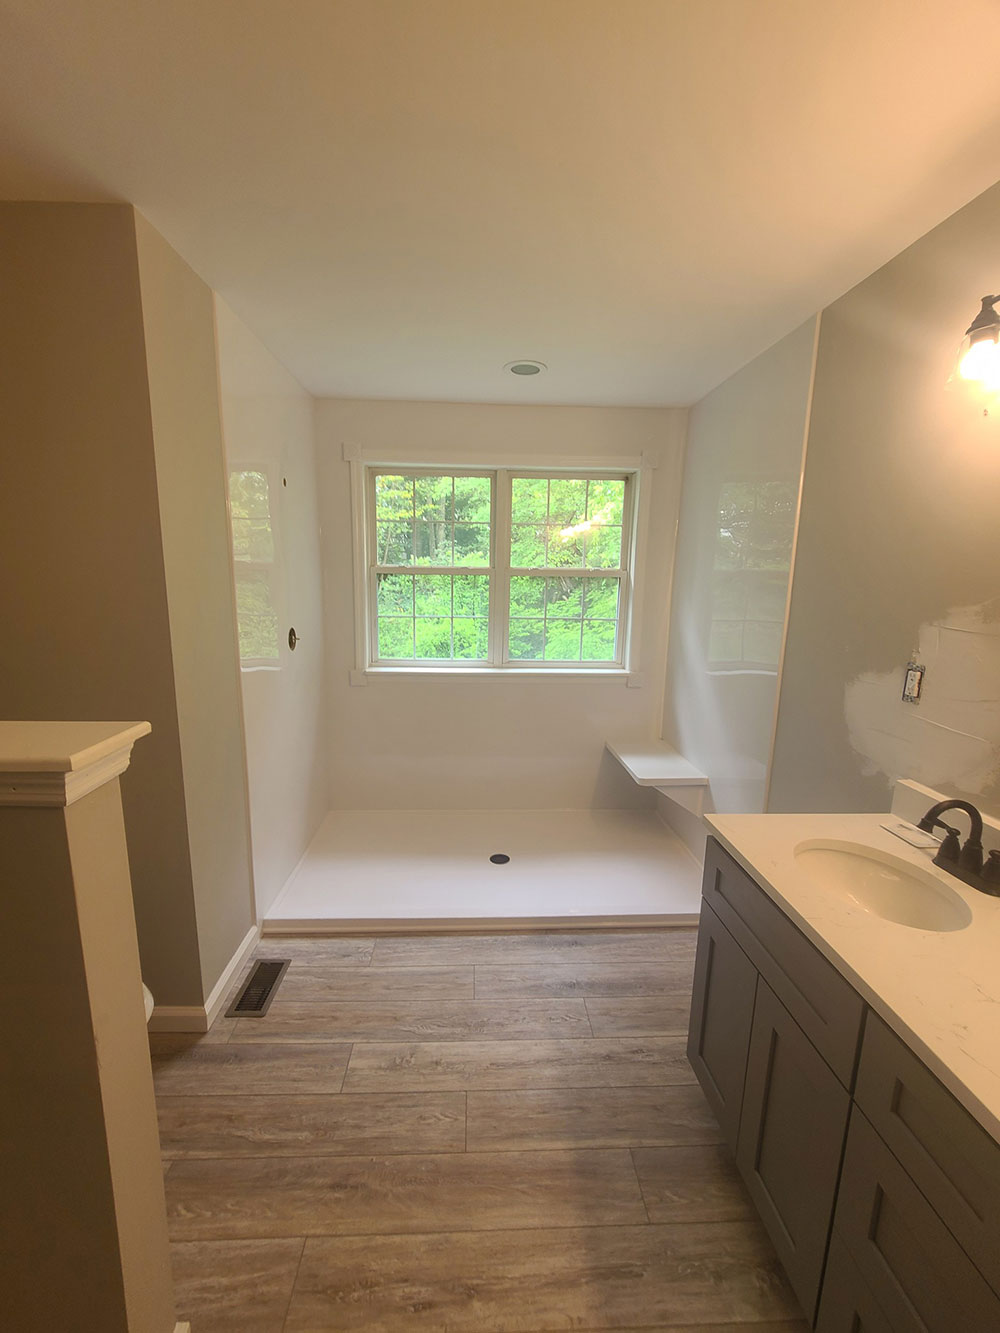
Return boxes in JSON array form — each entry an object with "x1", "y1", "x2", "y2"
[
  {"x1": 960, "y1": 835, "x2": 985, "y2": 876},
  {"x1": 983, "y1": 849, "x2": 1000, "y2": 890},
  {"x1": 933, "y1": 824, "x2": 962, "y2": 865}
]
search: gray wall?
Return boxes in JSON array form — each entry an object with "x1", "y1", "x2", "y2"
[
  {"x1": 769, "y1": 182, "x2": 1000, "y2": 815},
  {"x1": 661, "y1": 318, "x2": 816, "y2": 846},
  {"x1": 0, "y1": 201, "x2": 253, "y2": 1004}
]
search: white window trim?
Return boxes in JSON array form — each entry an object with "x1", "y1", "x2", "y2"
[{"x1": 349, "y1": 455, "x2": 651, "y2": 677}]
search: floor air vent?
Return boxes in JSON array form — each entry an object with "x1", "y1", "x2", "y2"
[{"x1": 225, "y1": 959, "x2": 290, "y2": 1018}]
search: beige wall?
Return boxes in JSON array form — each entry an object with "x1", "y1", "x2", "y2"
[
  {"x1": 1, "y1": 201, "x2": 254, "y2": 1005},
  {"x1": 215, "y1": 297, "x2": 329, "y2": 915},
  {"x1": 135, "y1": 216, "x2": 255, "y2": 993},
  {"x1": 769, "y1": 182, "x2": 1000, "y2": 815},
  {"x1": 0, "y1": 201, "x2": 203, "y2": 1003},
  {"x1": 316, "y1": 397, "x2": 686, "y2": 810},
  {"x1": 661, "y1": 317, "x2": 817, "y2": 852}
]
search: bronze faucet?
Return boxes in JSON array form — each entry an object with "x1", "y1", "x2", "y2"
[{"x1": 916, "y1": 799, "x2": 1000, "y2": 895}]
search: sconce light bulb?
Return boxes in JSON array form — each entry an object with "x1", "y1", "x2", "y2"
[{"x1": 959, "y1": 334, "x2": 1000, "y2": 388}]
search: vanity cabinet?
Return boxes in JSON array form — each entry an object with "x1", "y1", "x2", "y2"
[
  {"x1": 689, "y1": 836, "x2": 1000, "y2": 1332},
  {"x1": 735, "y1": 977, "x2": 851, "y2": 1312},
  {"x1": 686, "y1": 900, "x2": 756, "y2": 1151},
  {"x1": 689, "y1": 837, "x2": 864, "y2": 1320}
]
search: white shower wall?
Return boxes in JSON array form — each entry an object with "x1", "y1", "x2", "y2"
[
  {"x1": 215, "y1": 297, "x2": 329, "y2": 916},
  {"x1": 314, "y1": 397, "x2": 688, "y2": 811}
]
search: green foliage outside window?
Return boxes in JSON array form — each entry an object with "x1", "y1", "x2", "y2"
[{"x1": 371, "y1": 470, "x2": 629, "y2": 665}]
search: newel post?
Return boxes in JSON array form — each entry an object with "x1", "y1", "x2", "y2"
[{"x1": 0, "y1": 721, "x2": 181, "y2": 1332}]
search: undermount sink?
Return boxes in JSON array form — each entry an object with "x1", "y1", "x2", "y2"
[{"x1": 794, "y1": 839, "x2": 972, "y2": 932}]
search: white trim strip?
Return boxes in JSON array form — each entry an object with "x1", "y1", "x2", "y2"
[
  {"x1": 0, "y1": 744, "x2": 139, "y2": 807},
  {"x1": 350, "y1": 446, "x2": 646, "y2": 469},
  {"x1": 147, "y1": 1006, "x2": 209, "y2": 1034},
  {"x1": 263, "y1": 913, "x2": 699, "y2": 935},
  {"x1": 203, "y1": 923, "x2": 261, "y2": 1028},
  {"x1": 148, "y1": 923, "x2": 260, "y2": 1032},
  {"x1": 763, "y1": 310, "x2": 822, "y2": 812}
]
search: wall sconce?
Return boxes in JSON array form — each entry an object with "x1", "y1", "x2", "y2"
[{"x1": 955, "y1": 295, "x2": 1000, "y2": 388}]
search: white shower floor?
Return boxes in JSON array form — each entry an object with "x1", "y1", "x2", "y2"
[{"x1": 263, "y1": 808, "x2": 703, "y2": 933}]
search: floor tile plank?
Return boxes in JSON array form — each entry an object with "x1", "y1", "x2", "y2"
[
  {"x1": 158, "y1": 1092, "x2": 466, "y2": 1158},
  {"x1": 170, "y1": 1238, "x2": 304, "y2": 1333},
  {"x1": 585, "y1": 995, "x2": 692, "y2": 1036},
  {"x1": 153, "y1": 928, "x2": 809, "y2": 1333},
  {"x1": 284, "y1": 1222, "x2": 803, "y2": 1330},
  {"x1": 255, "y1": 937, "x2": 376, "y2": 964},
  {"x1": 165, "y1": 1149, "x2": 648, "y2": 1240},
  {"x1": 372, "y1": 929, "x2": 697, "y2": 967},
  {"x1": 276, "y1": 964, "x2": 475, "y2": 1002},
  {"x1": 231, "y1": 999, "x2": 592, "y2": 1043},
  {"x1": 344, "y1": 1035, "x2": 694, "y2": 1092},
  {"x1": 475, "y1": 962, "x2": 693, "y2": 999},
  {"x1": 467, "y1": 1085, "x2": 720, "y2": 1151},
  {"x1": 150, "y1": 1041, "x2": 352, "y2": 1096},
  {"x1": 632, "y1": 1145, "x2": 755, "y2": 1224}
]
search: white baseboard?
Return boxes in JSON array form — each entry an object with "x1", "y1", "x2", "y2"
[
  {"x1": 203, "y1": 922, "x2": 260, "y2": 1027},
  {"x1": 262, "y1": 913, "x2": 699, "y2": 935},
  {"x1": 147, "y1": 1005, "x2": 209, "y2": 1033},
  {"x1": 148, "y1": 923, "x2": 260, "y2": 1032}
]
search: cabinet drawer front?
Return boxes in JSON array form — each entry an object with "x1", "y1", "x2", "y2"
[
  {"x1": 686, "y1": 900, "x2": 757, "y2": 1152},
  {"x1": 855, "y1": 1011, "x2": 1000, "y2": 1294},
  {"x1": 834, "y1": 1107, "x2": 1000, "y2": 1332},
  {"x1": 703, "y1": 838, "x2": 864, "y2": 1086},
  {"x1": 816, "y1": 1233, "x2": 897, "y2": 1333},
  {"x1": 736, "y1": 978, "x2": 851, "y2": 1322}
]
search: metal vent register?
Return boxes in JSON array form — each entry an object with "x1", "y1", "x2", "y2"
[{"x1": 225, "y1": 958, "x2": 290, "y2": 1017}]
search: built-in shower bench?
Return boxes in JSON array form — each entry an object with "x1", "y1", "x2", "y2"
[{"x1": 605, "y1": 737, "x2": 708, "y2": 815}]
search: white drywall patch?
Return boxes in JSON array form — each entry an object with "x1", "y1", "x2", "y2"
[{"x1": 845, "y1": 600, "x2": 1000, "y2": 797}]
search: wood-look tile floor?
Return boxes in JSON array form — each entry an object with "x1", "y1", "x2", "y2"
[{"x1": 151, "y1": 929, "x2": 808, "y2": 1333}]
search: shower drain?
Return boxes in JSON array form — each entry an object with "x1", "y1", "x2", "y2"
[{"x1": 489, "y1": 853, "x2": 511, "y2": 864}]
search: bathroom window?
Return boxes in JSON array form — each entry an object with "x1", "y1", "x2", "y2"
[
  {"x1": 366, "y1": 468, "x2": 634, "y2": 668},
  {"x1": 229, "y1": 468, "x2": 280, "y2": 665},
  {"x1": 709, "y1": 479, "x2": 797, "y2": 671}
]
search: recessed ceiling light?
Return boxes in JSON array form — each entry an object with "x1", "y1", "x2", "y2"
[{"x1": 504, "y1": 359, "x2": 547, "y2": 376}]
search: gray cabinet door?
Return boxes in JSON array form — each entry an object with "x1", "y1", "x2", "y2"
[
  {"x1": 702, "y1": 837, "x2": 864, "y2": 1086},
  {"x1": 816, "y1": 1233, "x2": 895, "y2": 1333},
  {"x1": 855, "y1": 1012, "x2": 1000, "y2": 1294},
  {"x1": 833, "y1": 1107, "x2": 1000, "y2": 1332},
  {"x1": 687, "y1": 900, "x2": 757, "y2": 1153},
  {"x1": 736, "y1": 978, "x2": 850, "y2": 1322}
]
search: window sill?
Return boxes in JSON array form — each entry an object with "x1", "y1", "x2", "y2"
[{"x1": 356, "y1": 666, "x2": 636, "y2": 683}]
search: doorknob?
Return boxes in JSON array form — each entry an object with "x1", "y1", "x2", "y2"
[{"x1": 288, "y1": 627, "x2": 300, "y2": 650}]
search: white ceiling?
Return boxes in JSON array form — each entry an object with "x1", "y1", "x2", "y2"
[{"x1": 3, "y1": 1, "x2": 1000, "y2": 406}]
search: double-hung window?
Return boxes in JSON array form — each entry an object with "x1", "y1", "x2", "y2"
[{"x1": 366, "y1": 467, "x2": 634, "y2": 668}]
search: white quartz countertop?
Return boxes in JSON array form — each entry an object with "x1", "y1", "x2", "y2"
[{"x1": 706, "y1": 811, "x2": 1000, "y2": 1146}]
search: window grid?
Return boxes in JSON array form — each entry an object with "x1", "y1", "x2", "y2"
[{"x1": 368, "y1": 467, "x2": 632, "y2": 669}]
